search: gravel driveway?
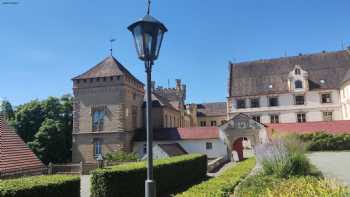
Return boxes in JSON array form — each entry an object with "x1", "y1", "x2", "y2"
[{"x1": 308, "y1": 152, "x2": 350, "y2": 186}]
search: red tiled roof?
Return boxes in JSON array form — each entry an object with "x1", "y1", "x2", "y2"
[
  {"x1": 0, "y1": 115, "x2": 45, "y2": 176},
  {"x1": 267, "y1": 120, "x2": 350, "y2": 135},
  {"x1": 134, "y1": 127, "x2": 220, "y2": 141}
]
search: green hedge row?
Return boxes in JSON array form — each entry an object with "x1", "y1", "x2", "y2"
[
  {"x1": 0, "y1": 175, "x2": 80, "y2": 197},
  {"x1": 298, "y1": 133, "x2": 350, "y2": 151},
  {"x1": 176, "y1": 158, "x2": 256, "y2": 197},
  {"x1": 91, "y1": 154, "x2": 207, "y2": 197}
]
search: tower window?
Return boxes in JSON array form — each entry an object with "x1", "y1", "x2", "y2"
[
  {"x1": 295, "y1": 68, "x2": 301, "y2": 75},
  {"x1": 93, "y1": 139, "x2": 102, "y2": 158},
  {"x1": 295, "y1": 80, "x2": 303, "y2": 89},
  {"x1": 211, "y1": 121, "x2": 217, "y2": 126},
  {"x1": 92, "y1": 108, "x2": 105, "y2": 131}
]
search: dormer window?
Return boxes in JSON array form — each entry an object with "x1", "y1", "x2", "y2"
[
  {"x1": 295, "y1": 68, "x2": 301, "y2": 75},
  {"x1": 295, "y1": 80, "x2": 303, "y2": 89}
]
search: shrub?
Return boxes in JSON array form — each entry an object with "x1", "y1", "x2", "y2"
[
  {"x1": 299, "y1": 133, "x2": 350, "y2": 151},
  {"x1": 255, "y1": 135, "x2": 311, "y2": 178},
  {"x1": 104, "y1": 150, "x2": 138, "y2": 162},
  {"x1": 0, "y1": 175, "x2": 80, "y2": 197},
  {"x1": 237, "y1": 174, "x2": 350, "y2": 197},
  {"x1": 91, "y1": 154, "x2": 207, "y2": 197},
  {"x1": 176, "y1": 158, "x2": 256, "y2": 197}
]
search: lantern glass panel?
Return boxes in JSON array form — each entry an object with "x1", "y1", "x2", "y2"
[
  {"x1": 155, "y1": 28, "x2": 164, "y2": 58},
  {"x1": 132, "y1": 25, "x2": 144, "y2": 58}
]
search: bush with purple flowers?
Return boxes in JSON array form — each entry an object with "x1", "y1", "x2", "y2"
[{"x1": 255, "y1": 135, "x2": 311, "y2": 178}]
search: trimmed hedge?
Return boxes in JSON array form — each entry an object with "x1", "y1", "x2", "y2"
[
  {"x1": 298, "y1": 133, "x2": 350, "y2": 151},
  {"x1": 91, "y1": 154, "x2": 207, "y2": 197},
  {"x1": 237, "y1": 174, "x2": 350, "y2": 197},
  {"x1": 0, "y1": 175, "x2": 80, "y2": 197},
  {"x1": 176, "y1": 158, "x2": 256, "y2": 197}
]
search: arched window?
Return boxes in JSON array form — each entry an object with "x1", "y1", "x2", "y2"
[
  {"x1": 295, "y1": 68, "x2": 301, "y2": 75},
  {"x1": 295, "y1": 80, "x2": 303, "y2": 89}
]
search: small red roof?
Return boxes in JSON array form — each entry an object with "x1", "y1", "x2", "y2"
[
  {"x1": 0, "y1": 115, "x2": 45, "y2": 177},
  {"x1": 134, "y1": 127, "x2": 220, "y2": 141},
  {"x1": 267, "y1": 120, "x2": 350, "y2": 135}
]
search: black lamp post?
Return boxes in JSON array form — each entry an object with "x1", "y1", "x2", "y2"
[{"x1": 128, "y1": 1, "x2": 167, "y2": 197}]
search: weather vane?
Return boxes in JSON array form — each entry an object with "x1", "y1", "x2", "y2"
[
  {"x1": 109, "y1": 38, "x2": 116, "y2": 56},
  {"x1": 147, "y1": 0, "x2": 151, "y2": 15}
]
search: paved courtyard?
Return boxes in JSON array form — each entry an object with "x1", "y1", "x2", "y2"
[{"x1": 308, "y1": 152, "x2": 350, "y2": 186}]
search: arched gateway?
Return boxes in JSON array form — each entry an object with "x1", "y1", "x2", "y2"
[{"x1": 219, "y1": 113, "x2": 269, "y2": 161}]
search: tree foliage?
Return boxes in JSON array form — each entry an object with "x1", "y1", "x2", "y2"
[
  {"x1": 0, "y1": 99, "x2": 15, "y2": 120},
  {"x1": 8, "y1": 95, "x2": 73, "y2": 164}
]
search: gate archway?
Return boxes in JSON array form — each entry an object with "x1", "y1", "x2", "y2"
[{"x1": 219, "y1": 113, "x2": 269, "y2": 161}]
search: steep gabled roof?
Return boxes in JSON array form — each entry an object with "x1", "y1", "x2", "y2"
[
  {"x1": 73, "y1": 56, "x2": 144, "y2": 85},
  {"x1": 197, "y1": 102, "x2": 227, "y2": 117},
  {"x1": 229, "y1": 50, "x2": 350, "y2": 97},
  {"x1": 0, "y1": 115, "x2": 45, "y2": 177}
]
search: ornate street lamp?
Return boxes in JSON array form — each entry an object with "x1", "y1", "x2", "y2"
[{"x1": 128, "y1": 1, "x2": 167, "y2": 197}]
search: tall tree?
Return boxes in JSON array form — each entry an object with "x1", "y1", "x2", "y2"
[
  {"x1": 28, "y1": 119, "x2": 67, "y2": 164},
  {"x1": 12, "y1": 100, "x2": 44, "y2": 142},
  {"x1": 0, "y1": 100, "x2": 14, "y2": 120}
]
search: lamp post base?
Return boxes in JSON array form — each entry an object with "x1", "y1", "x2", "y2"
[{"x1": 145, "y1": 179, "x2": 156, "y2": 197}]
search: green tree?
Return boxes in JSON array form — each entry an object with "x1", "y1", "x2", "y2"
[
  {"x1": 11, "y1": 95, "x2": 73, "y2": 163},
  {"x1": 0, "y1": 100, "x2": 14, "y2": 120},
  {"x1": 11, "y1": 100, "x2": 44, "y2": 142},
  {"x1": 28, "y1": 119, "x2": 67, "y2": 164}
]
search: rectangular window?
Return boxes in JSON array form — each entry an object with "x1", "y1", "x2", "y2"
[
  {"x1": 211, "y1": 121, "x2": 217, "y2": 126},
  {"x1": 92, "y1": 108, "x2": 105, "y2": 131},
  {"x1": 297, "y1": 113, "x2": 306, "y2": 123},
  {"x1": 252, "y1": 115, "x2": 261, "y2": 123},
  {"x1": 269, "y1": 97, "x2": 279, "y2": 107},
  {"x1": 323, "y1": 112, "x2": 333, "y2": 121},
  {"x1": 295, "y1": 95, "x2": 305, "y2": 105},
  {"x1": 321, "y1": 93, "x2": 332, "y2": 103},
  {"x1": 237, "y1": 99, "x2": 246, "y2": 109},
  {"x1": 200, "y1": 121, "x2": 206, "y2": 127},
  {"x1": 250, "y1": 98, "x2": 260, "y2": 108},
  {"x1": 93, "y1": 139, "x2": 102, "y2": 158},
  {"x1": 270, "y1": 114, "x2": 279, "y2": 123},
  {"x1": 206, "y1": 142, "x2": 213, "y2": 150}
]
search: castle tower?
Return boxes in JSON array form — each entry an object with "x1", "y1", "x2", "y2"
[{"x1": 71, "y1": 56, "x2": 144, "y2": 163}]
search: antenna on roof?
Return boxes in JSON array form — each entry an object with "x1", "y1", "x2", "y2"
[
  {"x1": 109, "y1": 38, "x2": 116, "y2": 56},
  {"x1": 167, "y1": 79, "x2": 170, "y2": 88},
  {"x1": 284, "y1": 50, "x2": 287, "y2": 57},
  {"x1": 341, "y1": 40, "x2": 345, "y2": 50}
]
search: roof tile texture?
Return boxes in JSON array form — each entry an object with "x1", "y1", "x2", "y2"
[
  {"x1": 0, "y1": 115, "x2": 45, "y2": 176},
  {"x1": 229, "y1": 50, "x2": 350, "y2": 97}
]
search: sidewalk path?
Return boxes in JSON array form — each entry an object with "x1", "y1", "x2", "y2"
[
  {"x1": 81, "y1": 175, "x2": 91, "y2": 197},
  {"x1": 308, "y1": 152, "x2": 350, "y2": 186}
]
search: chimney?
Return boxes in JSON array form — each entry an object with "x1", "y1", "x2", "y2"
[
  {"x1": 176, "y1": 79, "x2": 181, "y2": 90},
  {"x1": 151, "y1": 81, "x2": 155, "y2": 92}
]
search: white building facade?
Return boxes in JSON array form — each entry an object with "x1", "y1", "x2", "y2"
[{"x1": 228, "y1": 49, "x2": 350, "y2": 124}]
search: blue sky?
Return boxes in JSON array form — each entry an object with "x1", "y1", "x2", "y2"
[{"x1": 1, "y1": 0, "x2": 350, "y2": 106}]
